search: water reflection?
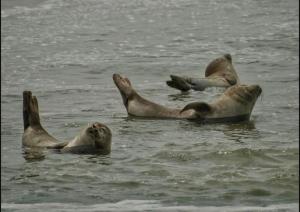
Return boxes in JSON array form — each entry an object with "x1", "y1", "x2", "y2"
[
  {"x1": 167, "y1": 92, "x2": 191, "y2": 101},
  {"x1": 222, "y1": 121, "x2": 261, "y2": 143},
  {"x1": 83, "y1": 154, "x2": 112, "y2": 165},
  {"x1": 22, "y1": 147, "x2": 47, "y2": 162},
  {"x1": 22, "y1": 146, "x2": 112, "y2": 162}
]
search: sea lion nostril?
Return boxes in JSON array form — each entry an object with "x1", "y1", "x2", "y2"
[{"x1": 94, "y1": 122, "x2": 103, "y2": 128}]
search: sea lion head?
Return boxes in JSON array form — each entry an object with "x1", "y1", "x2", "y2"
[
  {"x1": 73, "y1": 122, "x2": 112, "y2": 154},
  {"x1": 113, "y1": 73, "x2": 135, "y2": 107},
  {"x1": 205, "y1": 54, "x2": 232, "y2": 77},
  {"x1": 85, "y1": 122, "x2": 111, "y2": 149},
  {"x1": 205, "y1": 54, "x2": 239, "y2": 85},
  {"x1": 226, "y1": 84, "x2": 262, "y2": 107},
  {"x1": 180, "y1": 84, "x2": 262, "y2": 121}
]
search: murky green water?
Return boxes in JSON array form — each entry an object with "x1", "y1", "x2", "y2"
[{"x1": 1, "y1": 0, "x2": 299, "y2": 211}]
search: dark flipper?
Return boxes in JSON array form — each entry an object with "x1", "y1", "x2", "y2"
[
  {"x1": 166, "y1": 75, "x2": 191, "y2": 92},
  {"x1": 23, "y1": 91, "x2": 31, "y2": 130},
  {"x1": 23, "y1": 91, "x2": 42, "y2": 130},
  {"x1": 181, "y1": 102, "x2": 212, "y2": 114}
]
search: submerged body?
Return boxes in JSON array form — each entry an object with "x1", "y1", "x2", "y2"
[
  {"x1": 113, "y1": 74, "x2": 262, "y2": 123},
  {"x1": 22, "y1": 91, "x2": 112, "y2": 154},
  {"x1": 166, "y1": 54, "x2": 240, "y2": 91}
]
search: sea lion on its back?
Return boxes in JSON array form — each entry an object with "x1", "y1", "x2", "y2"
[
  {"x1": 113, "y1": 74, "x2": 261, "y2": 123},
  {"x1": 166, "y1": 54, "x2": 240, "y2": 91},
  {"x1": 22, "y1": 91, "x2": 112, "y2": 154}
]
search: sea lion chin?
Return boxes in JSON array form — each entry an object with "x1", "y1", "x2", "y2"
[
  {"x1": 22, "y1": 91, "x2": 112, "y2": 155},
  {"x1": 113, "y1": 74, "x2": 262, "y2": 123},
  {"x1": 166, "y1": 54, "x2": 240, "y2": 92}
]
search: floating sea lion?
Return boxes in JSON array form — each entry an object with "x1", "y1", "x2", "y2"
[
  {"x1": 166, "y1": 54, "x2": 240, "y2": 91},
  {"x1": 22, "y1": 91, "x2": 112, "y2": 154},
  {"x1": 113, "y1": 74, "x2": 261, "y2": 123}
]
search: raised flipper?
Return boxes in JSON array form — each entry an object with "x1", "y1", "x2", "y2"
[
  {"x1": 166, "y1": 75, "x2": 191, "y2": 92},
  {"x1": 23, "y1": 91, "x2": 42, "y2": 130},
  {"x1": 167, "y1": 75, "x2": 220, "y2": 92}
]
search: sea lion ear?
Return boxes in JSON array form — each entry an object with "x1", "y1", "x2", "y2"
[
  {"x1": 224, "y1": 54, "x2": 232, "y2": 63},
  {"x1": 181, "y1": 102, "x2": 212, "y2": 115}
]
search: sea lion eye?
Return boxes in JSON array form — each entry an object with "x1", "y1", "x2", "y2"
[{"x1": 88, "y1": 128, "x2": 94, "y2": 133}]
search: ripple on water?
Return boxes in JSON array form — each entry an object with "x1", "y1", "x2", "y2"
[{"x1": 1, "y1": 0, "x2": 299, "y2": 208}]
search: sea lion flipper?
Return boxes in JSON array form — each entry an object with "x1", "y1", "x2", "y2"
[
  {"x1": 166, "y1": 80, "x2": 187, "y2": 91},
  {"x1": 23, "y1": 91, "x2": 32, "y2": 130},
  {"x1": 166, "y1": 75, "x2": 191, "y2": 92},
  {"x1": 29, "y1": 95, "x2": 42, "y2": 128},
  {"x1": 23, "y1": 91, "x2": 42, "y2": 130},
  {"x1": 181, "y1": 102, "x2": 212, "y2": 115}
]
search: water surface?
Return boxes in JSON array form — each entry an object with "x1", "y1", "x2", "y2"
[{"x1": 1, "y1": 0, "x2": 299, "y2": 211}]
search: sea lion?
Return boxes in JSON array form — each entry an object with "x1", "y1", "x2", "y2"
[
  {"x1": 166, "y1": 54, "x2": 240, "y2": 91},
  {"x1": 113, "y1": 74, "x2": 261, "y2": 123},
  {"x1": 22, "y1": 91, "x2": 112, "y2": 154}
]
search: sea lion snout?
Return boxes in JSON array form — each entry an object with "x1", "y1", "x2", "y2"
[
  {"x1": 91, "y1": 122, "x2": 112, "y2": 151},
  {"x1": 113, "y1": 74, "x2": 131, "y2": 86},
  {"x1": 113, "y1": 73, "x2": 121, "y2": 81},
  {"x1": 223, "y1": 53, "x2": 232, "y2": 62},
  {"x1": 88, "y1": 122, "x2": 109, "y2": 135},
  {"x1": 92, "y1": 122, "x2": 104, "y2": 129},
  {"x1": 248, "y1": 84, "x2": 262, "y2": 96}
]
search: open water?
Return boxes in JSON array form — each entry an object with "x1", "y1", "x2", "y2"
[{"x1": 1, "y1": 0, "x2": 299, "y2": 211}]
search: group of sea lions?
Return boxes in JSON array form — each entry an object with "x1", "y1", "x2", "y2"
[{"x1": 22, "y1": 54, "x2": 262, "y2": 155}]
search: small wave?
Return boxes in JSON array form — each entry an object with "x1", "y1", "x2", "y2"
[
  {"x1": 203, "y1": 148, "x2": 282, "y2": 165},
  {"x1": 154, "y1": 150, "x2": 198, "y2": 162},
  {"x1": 1, "y1": 1, "x2": 55, "y2": 18},
  {"x1": 88, "y1": 39, "x2": 105, "y2": 43},
  {"x1": 64, "y1": 63, "x2": 89, "y2": 68},
  {"x1": 1, "y1": 201, "x2": 298, "y2": 212},
  {"x1": 1, "y1": 6, "x2": 35, "y2": 18},
  {"x1": 265, "y1": 78, "x2": 299, "y2": 83}
]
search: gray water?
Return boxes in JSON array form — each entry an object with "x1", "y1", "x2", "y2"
[{"x1": 1, "y1": 0, "x2": 299, "y2": 211}]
